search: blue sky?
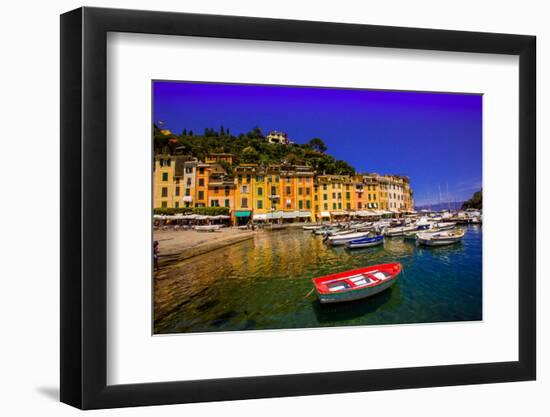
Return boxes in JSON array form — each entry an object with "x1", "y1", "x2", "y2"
[{"x1": 153, "y1": 81, "x2": 482, "y2": 206}]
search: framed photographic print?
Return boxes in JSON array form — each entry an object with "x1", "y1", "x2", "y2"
[{"x1": 60, "y1": 6, "x2": 536, "y2": 409}]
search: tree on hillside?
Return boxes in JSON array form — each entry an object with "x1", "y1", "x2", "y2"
[
  {"x1": 461, "y1": 190, "x2": 482, "y2": 210},
  {"x1": 246, "y1": 126, "x2": 264, "y2": 139},
  {"x1": 308, "y1": 137, "x2": 328, "y2": 153},
  {"x1": 242, "y1": 146, "x2": 260, "y2": 163}
]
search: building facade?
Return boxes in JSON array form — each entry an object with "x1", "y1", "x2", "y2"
[{"x1": 153, "y1": 154, "x2": 415, "y2": 223}]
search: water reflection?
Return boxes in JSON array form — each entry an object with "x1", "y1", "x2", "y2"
[{"x1": 154, "y1": 226, "x2": 482, "y2": 334}]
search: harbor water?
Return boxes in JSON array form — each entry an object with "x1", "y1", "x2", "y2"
[{"x1": 154, "y1": 225, "x2": 482, "y2": 334}]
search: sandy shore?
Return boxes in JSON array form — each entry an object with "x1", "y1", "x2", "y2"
[{"x1": 154, "y1": 228, "x2": 255, "y2": 270}]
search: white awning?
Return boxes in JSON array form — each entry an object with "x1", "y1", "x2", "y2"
[
  {"x1": 320, "y1": 211, "x2": 330, "y2": 218},
  {"x1": 282, "y1": 211, "x2": 298, "y2": 219},
  {"x1": 253, "y1": 214, "x2": 267, "y2": 220},
  {"x1": 266, "y1": 211, "x2": 284, "y2": 219},
  {"x1": 297, "y1": 211, "x2": 311, "y2": 218}
]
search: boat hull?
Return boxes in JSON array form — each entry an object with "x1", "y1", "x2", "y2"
[
  {"x1": 312, "y1": 262, "x2": 402, "y2": 304},
  {"x1": 317, "y1": 275, "x2": 398, "y2": 303},
  {"x1": 417, "y1": 238, "x2": 462, "y2": 246}
]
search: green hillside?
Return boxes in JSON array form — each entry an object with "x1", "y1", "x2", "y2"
[{"x1": 154, "y1": 125, "x2": 356, "y2": 176}]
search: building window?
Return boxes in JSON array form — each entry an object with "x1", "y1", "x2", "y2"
[
  {"x1": 185, "y1": 189, "x2": 190, "y2": 196},
  {"x1": 306, "y1": 188, "x2": 310, "y2": 195},
  {"x1": 161, "y1": 201, "x2": 167, "y2": 208},
  {"x1": 199, "y1": 167, "x2": 204, "y2": 174},
  {"x1": 162, "y1": 172, "x2": 168, "y2": 181},
  {"x1": 198, "y1": 191, "x2": 204, "y2": 200},
  {"x1": 185, "y1": 167, "x2": 193, "y2": 174},
  {"x1": 257, "y1": 187, "x2": 263, "y2": 196},
  {"x1": 211, "y1": 200, "x2": 220, "y2": 207},
  {"x1": 257, "y1": 200, "x2": 263, "y2": 209},
  {"x1": 332, "y1": 192, "x2": 336, "y2": 199},
  {"x1": 298, "y1": 187, "x2": 303, "y2": 195},
  {"x1": 314, "y1": 195, "x2": 318, "y2": 201},
  {"x1": 346, "y1": 203, "x2": 351, "y2": 210},
  {"x1": 286, "y1": 186, "x2": 291, "y2": 195},
  {"x1": 338, "y1": 202, "x2": 342, "y2": 209},
  {"x1": 186, "y1": 178, "x2": 191, "y2": 186},
  {"x1": 346, "y1": 192, "x2": 350, "y2": 199},
  {"x1": 225, "y1": 199, "x2": 230, "y2": 208},
  {"x1": 323, "y1": 184, "x2": 327, "y2": 191},
  {"x1": 275, "y1": 176, "x2": 280, "y2": 182},
  {"x1": 241, "y1": 198, "x2": 248, "y2": 208},
  {"x1": 299, "y1": 200, "x2": 303, "y2": 210},
  {"x1": 332, "y1": 203, "x2": 336, "y2": 210},
  {"x1": 358, "y1": 202, "x2": 362, "y2": 209},
  {"x1": 246, "y1": 174, "x2": 251, "y2": 183},
  {"x1": 306, "y1": 200, "x2": 311, "y2": 209},
  {"x1": 175, "y1": 186, "x2": 180, "y2": 196},
  {"x1": 241, "y1": 185, "x2": 249, "y2": 193},
  {"x1": 323, "y1": 194, "x2": 328, "y2": 201},
  {"x1": 161, "y1": 187, "x2": 168, "y2": 197},
  {"x1": 175, "y1": 202, "x2": 179, "y2": 208},
  {"x1": 198, "y1": 178, "x2": 204, "y2": 186},
  {"x1": 271, "y1": 186, "x2": 277, "y2": 196}
]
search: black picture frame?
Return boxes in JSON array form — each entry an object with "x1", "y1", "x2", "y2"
[{"x1": 60, "y1": 6, "x2": 536, "y2": 410}]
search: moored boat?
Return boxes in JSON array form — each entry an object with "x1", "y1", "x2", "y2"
[
  {"x1": 384, "y1": 225, "x2": 417, "y2": 237},
  {"x1": 312, "y1": 262, "x2": 402, "y2": 303},
  {"x1": 434, "y1": 222, "x2": 456, "y2": 231},
  {"x1": 417, "y1": 229, "x2": 465, "y2": 246},
  {"x1": 347, "y1": 235, "x2": 384, "y2": 249},
  {"x1": 327, "y1": 231, "x2": 372, "y2": 246}
]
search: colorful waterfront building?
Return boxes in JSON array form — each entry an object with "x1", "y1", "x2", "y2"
[
  {"x1": 153, "y1": 153, "x2": 415, "y2": 220},
  {"x1": 153, "y1": 154, "x2": 195, "y2": 209}
]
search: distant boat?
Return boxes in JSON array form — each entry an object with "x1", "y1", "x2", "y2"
[
  {"x1": 417, "y1": 229, "x2": 465, "y2": 246},
  {"x1": 434, "y1": 222, "x2": 456, "y2": 231},
  {"x1": 327, "y1": 231, "x2": 372, "y2": 246},
  {"x1": 347, "y1": 235, "x2": 384, "y2": 249},
  {"x1": 312, "y1": 262, "x2": 402, "y2": 303},
  {"x1": 303, "y1": 224, "x2": 324, "y2": 231},
  {"x1": 384, "y1": 225, "x2": 417, "y2": 237}
]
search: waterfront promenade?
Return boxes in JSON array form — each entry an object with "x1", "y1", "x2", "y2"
[{"x1": 154, "y1": 228, "x2": 255, "y2": 271}]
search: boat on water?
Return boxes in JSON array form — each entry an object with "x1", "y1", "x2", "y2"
[
  {"x1": 314, "y1": 227, "x2": 340, "y2": 235},
  {"x1": 347, "y1": 235, "x2": 384, "y2": 249},
  {"x1": 303, "y1": 224, "x2": 324, "y2": 231},
  {"x1": 384, "y1": 225, "x2": 417, "y2": 237},
  {"x1": 312, "y1": 262, "x2": 402, "y2": 303},
  {"x1": 433, "y1": 222, "x2": 456, "y2": 231},
  {"x1": 417, "y1": 229, "x2": 465, "y2": 246},
  {"x1": 415, "y1": 216, "x2": 432, "y2": 230},
  {"x1": 327, "y1": 231, "x2": 372, "y2": 246},
  {"x1": 194, "y1": 225, "x2": 221, "y2": 232}
]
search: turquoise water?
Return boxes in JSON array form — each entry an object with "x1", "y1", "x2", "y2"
[{"x1": 154, "y1": 225, "x2": 482, "y2": 334}]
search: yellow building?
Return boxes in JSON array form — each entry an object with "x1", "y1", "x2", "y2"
[
  {"x1": 233, "y1": 164, "x2": 257, "y2": 225},
  {"x1": 153, "y1": 155, "x2": 195, "y2": 209}
]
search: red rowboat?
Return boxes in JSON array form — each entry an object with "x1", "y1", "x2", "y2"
[{"x1": 312, "y1": 262, "x2": 402, "y2": 303}]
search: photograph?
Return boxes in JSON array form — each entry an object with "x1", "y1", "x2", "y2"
[{"x1": 152, "y1": 81, "x2": 483, "y2": 335}]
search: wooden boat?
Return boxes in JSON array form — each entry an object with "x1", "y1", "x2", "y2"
[
  {"x1": 312, "y1": 262, "x2": 402, "y2": 303},
  {"x1": 327, "y1": 231, "x2": 372, "y2": 246},
  {"x1": 417, "y1": 229, "x2": 465, "y2": 246},
  {"x1": 384, "y1": 225, "x2": 417, "y2": 237},
  {"x1": 347, "y1": 235, "x2": 384, "y2": 249}
]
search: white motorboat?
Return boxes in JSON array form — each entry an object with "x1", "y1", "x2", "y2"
[
  {"x1": 327, "y1": 231, "x2": 372, "y2": 246},
  {"x1": 417, "y1": 229, "x2": 465, "y2": 246},
  {"x1": 384, "y1": 225, "x2": 418, "y2": 237}
]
